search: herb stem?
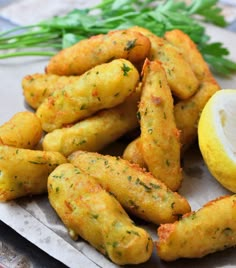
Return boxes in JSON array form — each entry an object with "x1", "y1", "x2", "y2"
[
  {"x1": 0, "y1": 25, "x2": 39, "y2": 37},
  {"x1": 0, "y1": 51, "x2": 55, "y2": 59}
]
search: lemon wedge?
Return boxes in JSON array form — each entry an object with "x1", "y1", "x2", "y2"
[{"x1": 198, "y1": 89, "x2": 236, "y2": 192}]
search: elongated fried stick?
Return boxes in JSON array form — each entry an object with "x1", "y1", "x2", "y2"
[
  {"x1": 139, "y1": 59, "x2": 182, "y2": 191},
  {"x1": 69, "y1": 151, "x2": 191, "y2": 225},
  {"x1": 164, "y1": 29, "x2": 211, "y2": 81},
  {"x1": 43, "y1": 89, "x2": 140, "y2": 156},
  {"x1": 48, "y1": 163, "x2": 153, "y2": 265},
  {"x1": 174, "y1": 74, "x2": 220, "y2": 151},
  {"x1": 123, "y1": 137, "x2": 147, "y2": 169},
  {"x1": 22, "y1": 73, "x2": 81, "y2": 109},
  {"x1": 0, "y1": 145, "x2": 67, "y2": 201},
  {"x1": 46, "y1": 29, "x2": 151, "y2": 76},
  {"x1": 0, "y1": 111, "x2": 42, "y2": 149},
  {"x1": 157, "y1": 195, "x2": 236, "y2": 261},
  {"x1": 37, "y1": 59, "x2": 139, "y2": 132}
]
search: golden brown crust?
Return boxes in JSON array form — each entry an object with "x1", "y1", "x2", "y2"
[
  {"x1": 68, "y1": 150, "x2": 191, "y2": 224},
  {"x1": 0, "y1": 111, "x2": 43, "y2": 149},
  {"x1": 0, "y1": 145, "x2": 67, "y2": 201},
  {"x1": 43, "y1": 90, "x2": 140, "y2": 156},
  {"x1": 48, "y1": 163, "x2": 153, "y2": 265},
  {"x1": 139, "y1": 59, "x2": 182, "y2": 191},
  {"x1": 164, "y1": 29, "x2": 211, "y2": 81},
  {"x1": 45, "y1": 29, "x2": 151, "y2": 76},
  {"x1": 122, "y1": 137, "x2": 147, "y2": 169},
  {"x1": 22, "y1": 73, "x2": 80, "y2": 109},
  {"x1": 37, "y1": 59, "x2": 139, "y2": 132},
  {"x1": 156, "y1": 195, "x2": 236, "y2": 261},
  {"x1": 174, "y1": 76, "x2": 220, "y2": 151},
  {"x1": 129, "y1": 26, "x2": 199, "y2": 99}
]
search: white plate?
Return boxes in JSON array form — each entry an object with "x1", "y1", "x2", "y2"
[{"x1": 0, "y1": 25, "x2": 236, "y2": 268}]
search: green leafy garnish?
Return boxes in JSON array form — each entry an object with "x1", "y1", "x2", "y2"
[
  {"x1": 0, "y1": 0, "x2": 235, "y2": 75},
  {"x1": 121, "y1": 63, "x2": 132, "y2": 76},
  {"x1": 199, "y1": 42, "x2": 236, "y2": 75}
]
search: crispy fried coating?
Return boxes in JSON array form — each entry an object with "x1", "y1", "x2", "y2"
[
  {"x1": 22, "y1": 73, "x2": 80, "y2": 109},
  {"x1": 162, "y1": 29, "x2": 221, "y2": 150},
  {"x1": 0, "y1": 111, "x2": 42, "y2": 149},
  {"x1": 36, "y1": 59, "x2": 139, "y2": 132},
  {"x1": 156, "y1": 195, "x2": 236, "y2": 261},
  {"x1": 45, "y1": 29, "x2": 151, "y2": 76},
  {"x1": 0, "y1": 145, "x2": 67, "y2": 201},
  {"x1": 164, "y1": 29, "x2": 211, "y2": 81},
  {"x1": 68, "y1": 151, "x2": 191, "y2": 225},
  {"x1": 139, "y1": 60, "x2": 182, "y2": 191},
  {"x1": 174, "y1": 74, "x2": 220, "y2": 151},
  {"x1": 129, "y1": 26, "x2": 199, "y2": 99},
  {"x1": 43, "y1": 89, "x2": 140, "y2": 156},
  {"x1": 163, "y1": 29, "x2": 221, "y2": 150},
  {"x1": 48, "y1": 163, "x2": 153, "y2": 265},
  {"x1": 122, "y1": 137, "x2": 147, "y2": 169},
  {"x1": 124, "y1": 74, "x2": 220, "y2": 162}
]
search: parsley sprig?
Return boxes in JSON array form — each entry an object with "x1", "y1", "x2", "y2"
[{"x1": 0, "y1": 0, "x2": 236, "y2": 75}]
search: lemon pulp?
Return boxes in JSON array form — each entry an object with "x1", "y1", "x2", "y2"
[{"x1": 216, "y1": 97, "x2": 236, "y2": 161}]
